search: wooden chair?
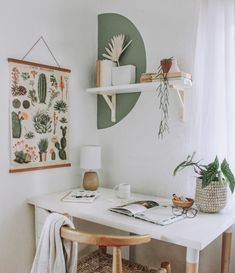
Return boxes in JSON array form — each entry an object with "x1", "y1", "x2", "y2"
[{"x1": 61, "y1": 226, "x2": 171, "y2": 273}]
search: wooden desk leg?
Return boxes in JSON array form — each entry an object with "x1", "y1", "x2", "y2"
[
  {"x1": 186, "y1": 248, "x2": 199, "y2": 273},
  {"x1": 221, "y1": 227, "x2": 233, "y2": 273}
]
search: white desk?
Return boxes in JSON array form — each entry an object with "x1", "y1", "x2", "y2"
[{"x1": 28, "y1": 188, "x2": 235, "y2": 273}]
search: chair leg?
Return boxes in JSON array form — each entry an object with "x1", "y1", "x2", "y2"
[
  {"x1": 113, "y1": 246, "x2": 122, "y2": 273},
  {"x1": 99, "y1": 246, "x2": 107, "y2": 254}
]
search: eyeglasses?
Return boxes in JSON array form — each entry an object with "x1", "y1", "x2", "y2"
[{"x1": 172, "y1": 207, "x2": 198, "y2": 218}]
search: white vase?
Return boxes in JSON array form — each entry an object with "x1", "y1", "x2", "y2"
[
  {"x1": 97, "y1": 60, "x2": 117, "y2": 87},
  {"x1": 111, "y1": 65, "x2": 136, "y2": 86}
]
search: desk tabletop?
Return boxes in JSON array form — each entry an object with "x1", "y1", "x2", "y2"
[{"x1": 27, "y1": 187, "x2": 235, "y2": 251}]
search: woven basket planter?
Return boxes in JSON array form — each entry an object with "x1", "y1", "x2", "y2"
[{"x1": 195, "y1": 178, "x2": 227, "y2": 213}]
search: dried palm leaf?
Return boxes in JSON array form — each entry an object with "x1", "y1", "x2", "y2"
[{"x1": 102, "y1": 34, "x2": 132, "y2": 66}]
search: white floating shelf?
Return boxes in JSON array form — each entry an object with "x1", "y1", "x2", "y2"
[
  {"x1": 86, "y1": 76, "x2": 192, "y2": 123},
  {"x1": 86, "y1": 77, "x2": 192, "y2": 95}
]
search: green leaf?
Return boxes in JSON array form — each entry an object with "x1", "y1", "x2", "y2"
[
  {"x1": 221, "y1": 159, "x2": 235, "y2": 193},
  {"x1": 173, "y1": 153, "x2": 199, "y2": 176},
  {"x1": 202, "y1": 156, "x2": 219, "y2": 188}
]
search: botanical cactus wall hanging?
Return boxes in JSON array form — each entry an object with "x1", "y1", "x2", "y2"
[{"x1": 8, "y1": 58, "x2": 71, "y2": 172}]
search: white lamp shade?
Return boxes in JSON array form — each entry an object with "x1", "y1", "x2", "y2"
[{"x1": 80, "y1": 145, "x2": 101, "y2": 170}]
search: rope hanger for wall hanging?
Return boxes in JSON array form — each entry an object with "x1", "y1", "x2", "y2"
[{"x1": 21, "y1": 36, "x2": 61, "y2": 68}]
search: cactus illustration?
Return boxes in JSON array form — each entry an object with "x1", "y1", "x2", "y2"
[
  {"x1": 50, "y1": 148, "x2": 56, "y2": 160},
  {"x1": 38, "y1": 73, "x2": 47, "y2": 103},
  {"x1": 55, "y1": 126, "x2": 67, "y2": 160},
  {"x1": 12, "y1": 112, "x2": 22, "y2": 138}
]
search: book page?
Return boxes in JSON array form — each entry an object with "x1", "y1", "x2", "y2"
[
  {"x1": 110, "y1": 200, "x2": 159, "y2": 216},
  {"x1": 135, "y1": 206, "x2": 185, "y2": 225}
]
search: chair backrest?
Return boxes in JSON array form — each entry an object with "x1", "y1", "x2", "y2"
[{"x1": 61, "y1": 226, "x2": 151, "y2": 273}]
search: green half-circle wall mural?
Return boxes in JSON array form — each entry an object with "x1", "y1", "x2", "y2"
[{"x1": 98, "y1": 13, "x2": 146, "y2": 129}]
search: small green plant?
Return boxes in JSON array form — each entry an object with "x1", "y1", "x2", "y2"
[
  {"x1": 38, "y1": 138, "x2": 48, "y2": 153},
  {"x1": 11, "y1": 67, "x2": 27, "y2": 96},
  {"x1": 33, "y1": 110, "x2": 52, "y2": 134},
  {"x1": 173, "y1": 153, "x2": 235, "y2": 193},
  {"x1": 59, "y1": 117, "x2": 68, "y2": 123},
  {"x1": 14, "y1": 151, "x2": 31, "y2": 164},
  {"x1": 49, "y1": 148, "x2": 56, "y2": 160},
  {"x1": 50, "y1": 75, "x2": 58, "y2": 88},
  {"x1": 25, "y1": 131, "x2": 35, "y2": 139},
  {"x1": 21, "y1": 72, "x2": 30, "y2": 80},
  {"x1": 54, "y1": 100, "x2": 68, "y2": 113},
  {"x1": 48, "y1": 88, "x2": 60, "y2": 110},
  {"x1": 55, "y1": 126, "x2": 67, "y2": 160}
]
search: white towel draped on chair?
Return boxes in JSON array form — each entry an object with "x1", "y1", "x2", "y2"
[{"x1": 30, "y1": 213, "x2": 78, "y2": 273}]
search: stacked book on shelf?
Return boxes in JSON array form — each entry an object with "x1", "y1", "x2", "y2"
[{"x1": 140, "y1": 71, "x2": 192, "y2": 83}]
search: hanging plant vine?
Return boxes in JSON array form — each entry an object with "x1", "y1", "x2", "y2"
[{"x1": 155, "y1": 64, "x2": 170, "y2": 139}]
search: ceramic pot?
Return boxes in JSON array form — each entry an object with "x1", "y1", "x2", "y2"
[
  {"x1": 83, "y1": 171, "x2": 99, "y2": 191},
  {"x1": 160, "y1": 58, "x2": 172, "y2": 73},
  {"x1": 39, "y1": 152, "x2": 47, "y2": 162},
  {"x1": 111, "y1": 65, "x2": 136, "y2": 85},
  {"x1": 195, "y1": 178, "x2": 227, "y2": 213}
]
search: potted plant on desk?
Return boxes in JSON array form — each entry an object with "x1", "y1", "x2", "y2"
[{"x1": 173, "y1": 153, "x2": 235, "y2": 213}]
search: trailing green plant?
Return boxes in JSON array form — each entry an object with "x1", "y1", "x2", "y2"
[
  {"x1": 54, "y1": 100, "x2": 68, "y2": 113},
  {"x1": 102, "y1": 34, "x2": 133, "y2": 66},
  {"x1": 33, "y1": 110, "x2": 52, "y2": 134},
  {"x1": 38, "y1": 73, "x2": 47, "y2": 103},
  {"x1": 173, "y1": 153, "x2": 235, "y2": 193},
  {"x1": 55, "y1": 126, "x2": 67, "y2": 160},
  {"x1": 37, "y1": 138, "x2": 48, "y2": 153},
  {"x1": 155, "y1": 64, "x2": 170, "y2": 139}
]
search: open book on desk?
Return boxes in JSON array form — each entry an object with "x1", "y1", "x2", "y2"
[{"x1": 109, "y1": 200, "x2": 184, "y2": 226}]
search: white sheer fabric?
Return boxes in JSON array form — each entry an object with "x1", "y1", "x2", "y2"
[{"x1": 190, "y1": 0, "x2": 235, "y2": 169}]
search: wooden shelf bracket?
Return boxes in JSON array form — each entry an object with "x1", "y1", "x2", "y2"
[
  {"x1": 175, "y1": 89, "x2": 185, "y2": 122},
  {"x1": 102, "y1": 94, "x2": 116, "y2": 122}
]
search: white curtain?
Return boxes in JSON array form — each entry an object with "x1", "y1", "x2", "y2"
[{"x1": 191, "y1": 0, "x2": 235, "y2": 170}]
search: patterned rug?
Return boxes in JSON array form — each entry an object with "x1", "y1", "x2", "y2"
[{"x1": 77, "y1": 250, "x2": 163, "y2": 273}]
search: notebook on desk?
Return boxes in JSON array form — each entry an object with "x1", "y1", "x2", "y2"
[{"x1": 62, "y1": 189, "x2": 101, "y2": 203}]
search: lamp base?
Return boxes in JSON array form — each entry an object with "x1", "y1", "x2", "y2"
[{"x1": 83, "y1": 171, "x2": 99, "y2": 191}]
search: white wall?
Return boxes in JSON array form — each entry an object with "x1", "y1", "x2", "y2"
[
  {"x1": 97, "y1": 1, "x2": 234, "y2": 273},
  {"x1": 98, "y1": 0, "x2": 197, "y2": 205},
  {"x1": 0, "y1": 1, "x2": 98, "y2": 272},
  {"x1": 1, "y1": 2, "x2": 234, "y2": 273}
]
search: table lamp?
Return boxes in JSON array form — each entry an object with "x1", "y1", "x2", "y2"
[{"x1": 80, "y1": 145, "x2": 101, "y2": 191}]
